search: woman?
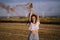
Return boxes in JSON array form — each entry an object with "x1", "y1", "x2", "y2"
[{"x1": 28, "y1": 9, "x2": 40, "y2": 40}]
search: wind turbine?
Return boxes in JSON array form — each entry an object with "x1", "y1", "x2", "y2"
[{"x1": 40, "y1": 5, "x2": 45, "y2": 17}]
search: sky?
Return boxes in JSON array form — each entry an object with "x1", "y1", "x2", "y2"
[{"x1": 0, "y1": 0, "x2": 60, "y2": 17}]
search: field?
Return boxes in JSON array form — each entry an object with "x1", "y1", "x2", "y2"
[
  {"x1": 0, "y1": 17, "x2": 60, "y2": 40},
  {"x1": 0, "y1": 17, "x2": 60, "y2": 24},
  {"x1": 0, "y1": 23, "x2": 60, "y2": 40}
]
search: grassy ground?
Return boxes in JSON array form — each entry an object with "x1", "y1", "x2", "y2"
[{"x1": 0, "y1": 23, "x2": 60, "y2": 40}]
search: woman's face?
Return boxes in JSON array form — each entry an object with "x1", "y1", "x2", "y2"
[{"x1": 31, "y1": 16, "x2": 36, "y2": 23}]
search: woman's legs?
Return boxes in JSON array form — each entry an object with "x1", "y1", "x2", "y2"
[
  {"x1": 28, "y1": 32, "x2": 33, "y2": 40},
  {"x1": 28, "y1": 32, "x2": 39, "y2": 40},
  {"x1": 34, "y1": 33, "x2": 39, "y2": 40}
]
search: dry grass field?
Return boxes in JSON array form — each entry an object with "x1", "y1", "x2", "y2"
[{"x1": 0, "y1": 23, "x2": 60, "y2": 40}]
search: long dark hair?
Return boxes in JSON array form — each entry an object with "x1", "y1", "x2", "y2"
[{"x1": 31, "y1": 14, "x2": 37, "y2": 23}]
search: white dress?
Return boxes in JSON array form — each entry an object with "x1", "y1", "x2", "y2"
[{"x1": 29, "y1": 21, "x2": 40, "y2": 31}]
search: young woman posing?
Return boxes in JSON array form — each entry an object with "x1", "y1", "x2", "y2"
[{"x1": 28, "y1": 7, "x2": 40, "y2": 40}]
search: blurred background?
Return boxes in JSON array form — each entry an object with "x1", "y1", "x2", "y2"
[{"x1": 0, "y1": 0, "x2": 60, "y2": 40}]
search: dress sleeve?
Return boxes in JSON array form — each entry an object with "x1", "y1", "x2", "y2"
[{"x1": 37, "y1": 21, "x2": 40, "y2": 25}]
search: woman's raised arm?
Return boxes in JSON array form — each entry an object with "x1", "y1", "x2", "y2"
[
  {"x1": 28, "y1": 3, "x2": 33, "y2": 21},
  {"x1": 37, "y1": 14, "x2": 40, "y2": 21}
]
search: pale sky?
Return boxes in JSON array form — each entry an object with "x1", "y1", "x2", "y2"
[{"x1": 0, "y1": 0, "x2": 60, "y2": 17}]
